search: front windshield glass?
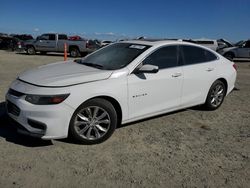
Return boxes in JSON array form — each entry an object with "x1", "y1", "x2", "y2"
[{"x1": 79, "y1": 43, "x2": 150, "y2": 70}]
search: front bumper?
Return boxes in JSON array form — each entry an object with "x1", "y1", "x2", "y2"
[{"x1": 6, "y1": 92, "x2": 75, "y2": 140}]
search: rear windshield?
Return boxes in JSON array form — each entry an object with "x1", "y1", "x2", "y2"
[{"x1": 80, "y1": 43, "x2": 150, "y2": 70}]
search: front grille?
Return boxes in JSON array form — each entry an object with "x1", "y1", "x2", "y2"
[
  {"x1": 7, "y1": 100, "x2": 21, "y2": 116},
  {"x1": 8, "y1": 88, "x2": 25, "y2": 97}
]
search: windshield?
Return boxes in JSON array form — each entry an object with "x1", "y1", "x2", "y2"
[{"x1": 79, "y1": 43, "x2": 150, "y2": 70}]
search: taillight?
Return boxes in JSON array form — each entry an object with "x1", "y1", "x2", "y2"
[
  {"x1": 233, "y1": 63, "x2": 237, "y2": 71},
  {"x1": 86, "y1": 41, "x2": 89, "y2": 48}
]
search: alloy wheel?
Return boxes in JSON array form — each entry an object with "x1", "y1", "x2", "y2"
[
  {"x1": 210, "y1": 84, "x2": 225, "y2": 108},
  {"x1": 73, "y1": 106, "x2": 111, "y2": 140}
]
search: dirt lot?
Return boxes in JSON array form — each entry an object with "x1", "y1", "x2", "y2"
[{"x1": 0, "y1": 50, "x2": 249, "y2": 188}]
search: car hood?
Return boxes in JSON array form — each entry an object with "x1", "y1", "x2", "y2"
[
  {"x1": 23, "y1": 39, "x2": 36, "y2": 44},
  {"x1": 222, "y1": 46, "x2": 238, "y2": 52},
  {"x1": 217, "y1": 46, "x2": 237, "y2": 55},
  {"x1": 18, "y1": 61, "x2": 113, "y2": 87}
]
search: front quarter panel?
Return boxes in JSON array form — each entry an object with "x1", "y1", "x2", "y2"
[{"x1": 64, "y1": 76, "x2": 129, "y2": 122}]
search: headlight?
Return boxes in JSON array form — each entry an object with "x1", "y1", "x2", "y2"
[{"x1": 25, "y1": 94, "x2": 70, "y2": 105}]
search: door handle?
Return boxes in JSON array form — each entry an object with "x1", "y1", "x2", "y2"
[
  {"x1": 206, "y1": 68, "x2": 214, "y2": 72},
  {"x1": 172, "y1": 72, "x2": 182, "y2": 77}
]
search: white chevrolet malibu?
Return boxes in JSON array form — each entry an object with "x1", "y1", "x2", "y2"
[{"x1": 6, "y1": 40, "x2": 237, "y2": 144}]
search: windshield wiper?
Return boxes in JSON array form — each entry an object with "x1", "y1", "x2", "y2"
[
  {"x1": 83, "y1": 62, "x2": 104, "y2": 69},
  {"x1": 74, "y1": 59, "x2": 104, "y2": 69}
]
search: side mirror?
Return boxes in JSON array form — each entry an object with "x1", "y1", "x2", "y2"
[{"x1": 135, "y1": 64, "x2": 159, "y2": 74}]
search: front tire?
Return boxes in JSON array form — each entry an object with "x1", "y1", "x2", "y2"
[
  {"x1": 204, "y1": 80, "x2": 226, "y2": 110},
  {"x1": 69, "y1": 98, "x2": 117, "y2": 144},
  {"x1": 26, "y1": 46, "x2": 36, "y2": 55}
]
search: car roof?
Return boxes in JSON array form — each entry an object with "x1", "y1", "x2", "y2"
[{"x1": 120, "y1": 39, "x2": 201, "y2": 47}]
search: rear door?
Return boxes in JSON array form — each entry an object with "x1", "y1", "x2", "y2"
[
  {"x1": 128, "y1": 45, "x2": 183, "y2": 119},
  {"x1": 180, "y1": 45, "x2": 219, "y2": 107},
  {"x1": 56, "y1": 34, "x2": 68, "y2": 52}
]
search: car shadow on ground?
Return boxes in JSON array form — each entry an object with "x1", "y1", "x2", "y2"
[
  {"x1": 0, "y1": 102, "x2": 53, "y2": 147},
  {"x1": 15, "y1": 52, "x2": 88, "y2": 58},
  {"x1": 15, "y1": 52, "x2": 66, "y2": 57},
  {"x1": 233, "y1": 58, "x2": 250, "y2": 62}
]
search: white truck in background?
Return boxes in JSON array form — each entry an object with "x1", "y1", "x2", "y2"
[{"x1": 24, "y1": 33, "x2": 94, "y2": 57}]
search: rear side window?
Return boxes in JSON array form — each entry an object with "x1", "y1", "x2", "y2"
[
  {"x1": 48, "y1": 34, "x2": 56, "y2": 40},
  {"x1": 143, "y1": 46, "x2": 178, "y2": 69},
  {"x1": 58, "y1": 35, "x2": 68, "y2": 40},
  {"x1": 180, "y1": 45, "x2": 217, "y2": 65}
]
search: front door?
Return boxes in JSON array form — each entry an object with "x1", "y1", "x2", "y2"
[
  {"x1": 128, "y1": 45, "x2": 183, "y2": 120},
  {"x1": 35, "y1": 34, "x2": 56, "y2": 51}
]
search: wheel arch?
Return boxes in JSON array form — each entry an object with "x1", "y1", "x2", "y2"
[
  {"x1": 216, "y1": 78, "x2": 228, "y2": 94},
  {"x1": 79, "y1": 95, "x2": 123, "y2": 126},
  {"x1": 26, "y1": 44, "x2": 35, "y2": 50},
  {"x1": 69, "y1": 45, "x2": 80, "y2": 51}
]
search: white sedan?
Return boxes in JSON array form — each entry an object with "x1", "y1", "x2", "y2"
[{"x1": 6, "y1": 40, "x2": 237, "y2": 144}]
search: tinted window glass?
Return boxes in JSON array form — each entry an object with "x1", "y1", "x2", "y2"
[
  {"x1": 143, "y1": 46, "x2": 178, "y2": 69},
  {"x1": 40, "y1": 34, "x2": 49, "y2": 40},
  {"x1": 181, "y1": 45, "x2": 217, "y2": 65},
  {"x1": 205, "y1": 49, "x2": 217, "y2": 62},
  {"x1": 58, "y1": 35, "x2": 68, "y2": 40},
  {"x1": 80, "y1": 43, "x2": 150, "y2": 70},
  {"x1": 48, "y1": 34, "x2": 55, "y2": 40},
  {"x1": 244, "y1": 41, "x2": 250, "y2": 48}
]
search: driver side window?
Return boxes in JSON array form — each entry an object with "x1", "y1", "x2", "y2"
[
  {"x1": 244, "y1": 41, "x2": 250, "y2": 48},
  {"x1": 143, "y1": 46, "x2": 178, "y2": 69},
  {"x1": 40, "y1": 34, "x2": 49, "y2": 40}
]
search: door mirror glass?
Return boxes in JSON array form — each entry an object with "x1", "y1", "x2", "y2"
[{"x1": 135, "y1": 64, "x2": 159, "y2": 74}]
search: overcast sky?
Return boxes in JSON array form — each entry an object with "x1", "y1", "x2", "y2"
[{"x1": 0, "y1": 0, "x2": 249, "y2": 42}]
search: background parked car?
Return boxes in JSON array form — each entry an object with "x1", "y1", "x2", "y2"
[
  {"x1": 87, "y1": 39, "x2": 101, "y2": 50},
  {"x1": 68, "y1": 35, "x2": 83, "y2": 41},
  {"x1": 100, "y1": 40, "x2": 112, "y2": 47},
  {"x1": 187, "y1": 39, "x2": 219, "y2": 51},
  {"x1": 10, "y1": 34, "x2": 34, "y2": 51},
  {"x1": 0, "y1": 35, "x2": 20, "y2": 51},
  {"x1": 217, "y1": 38, "x2": 234, "y2": 50},
  {"x1": 217, "y1": 40, "x2": 250, "y2": 60},
  {"x1": 11, "y1": 34, "x2": 33, "y2": 41}
]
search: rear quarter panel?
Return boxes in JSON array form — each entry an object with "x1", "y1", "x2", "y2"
[{"x1": 216, "y1": 56, "x2": 237, "y2": 95}]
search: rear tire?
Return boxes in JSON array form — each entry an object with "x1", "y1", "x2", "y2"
[
  {"x1": 69, "y1": 98, "x2": 117, "y2": 144},
  {"x1": 204, "y1": 80, "x2": 226, "y2": 110}
]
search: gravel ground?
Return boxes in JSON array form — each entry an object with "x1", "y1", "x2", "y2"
[{"x1": 0, "y1": 50, "x2": 249, "y2": 188}]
